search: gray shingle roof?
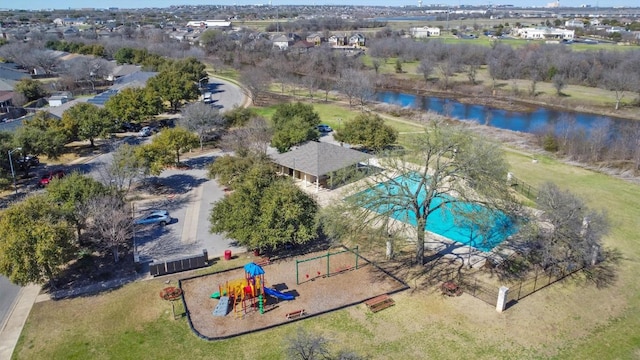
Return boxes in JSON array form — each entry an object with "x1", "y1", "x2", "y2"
[{"x1": 270, "y1": 141, "x2": 371, "y2": 177}]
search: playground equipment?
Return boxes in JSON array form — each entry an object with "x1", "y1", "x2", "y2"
[
  {"x1": 295, "y1": 246, "x2": 360, "y2": 285},
  {"x1": 211, "y1": 262, "x2": 294, "y2": 318}
]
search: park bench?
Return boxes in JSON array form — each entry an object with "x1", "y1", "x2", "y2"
[
  {"x1": 365, "y1": 294, "x2": 395, "y2": 313},
  {"x1": 285, "y1": 309, "x2": 306, "y2": 320}
]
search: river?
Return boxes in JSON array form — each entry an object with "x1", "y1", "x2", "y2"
[{"x1": 375, "y1": 91, "x2": 634, "y2": 135}]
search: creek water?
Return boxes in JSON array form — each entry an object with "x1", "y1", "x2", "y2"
[{"x1": 375, "y1": 91, "x2": 634, "y2": 135}]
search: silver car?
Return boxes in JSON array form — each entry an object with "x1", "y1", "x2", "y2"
[{"x1": 134, "y1": 210, "x2": 171, "y2": 226}]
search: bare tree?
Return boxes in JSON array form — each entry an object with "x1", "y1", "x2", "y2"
[
  {"x1": 603, "y1": 69, "x2": 630, "y2": 110},
  {"x1": 87, "y1": 195, "x2": 133, "y2": 263},
  {"x1": 240, "y1": 67, "x2": 271, "y2": 106},
  {"x1": 285, "y1": 328, "x2": 331, "y2": 360},
  {"x1": 417, "y1": 58, "x2": 434, "y2": 87},
  {"x1": 219, "y1": 117, "x2": 272, "y2": 156},
  {"x1": 344, "y1": 122, "x2": 515, "y2": 265},
  {"x1": 337, "y1": 68, "x2": 373, "y2": 109},
  {"x1": 180, "y1": 102, "x2": 226, "y2": 150},
  {"x1": 552, "y1": 74, "x2": 567, "y2": 96},
  {"x1": 523, "y1": 182, "x2": 610, "y2": 274}
]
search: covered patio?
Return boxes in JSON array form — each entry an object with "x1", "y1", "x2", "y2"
[{"x1": 270, "y1": 141, "x2": 372, "y2": 192}]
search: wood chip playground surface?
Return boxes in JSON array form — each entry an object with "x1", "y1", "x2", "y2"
[{"x1": 179, "y1": 249, "x2": 408, "y2": 340}]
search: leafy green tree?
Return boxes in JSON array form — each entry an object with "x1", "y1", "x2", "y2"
[
  {"x1": 147, "y1": 69, "x2": 199, "y2": 112},
  {"x1": 14, "y1": 78, "x2": 48, "y2": 102},
  {"x1": 208, "y1": 154, "x2": 258, "y2": 189},
  {"x1": 0, "y1": 195, "x2": 76, "y2": 287},
  {"x1": 136, "y1": 127, "x2": 199, "y2": 174},
  {"x1": 16, "y1": 111, "x2": 67, "y2": 159},
  {"x1": 210, "y1": 160, "x2": 318, "y2": 250},
  {"x1": 344, "y1": 123, "x2": 515, "y2": 265},
  {"x1": 223, "y1": 106, "x2": 256, "y2": 128},
  {"x1": 61, "y1": 103, "x2": 114, "y2": 147},
  {"x1": 334, "y1": 113, "x2": 398, "y2": 152},
  {"x1": 271, "y1": 102, "x2": 320, "y2": 152},
  {"x1": 165, "y1": 57, "x2": 207, "y2": 84},
  {"x1": 46, "y1": 171, "x2": 109, "y2": 237},
  {"x1": 105, "y1": 87, "x2": 162, "y2": 123},
  {"x1": 107, "y1": 143, "x2": 148, "y2": 194},
  {"x1": 113, "y1": 47, "x2": 135, "y2": 64}
]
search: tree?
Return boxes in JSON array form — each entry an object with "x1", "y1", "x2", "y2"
[
  {"x1": 15, "y1": 111, "x2": 68, "y2": 159},
  {"x1": 210, "y1": 161, "x2": 318, "y2": 251},
  {"x1": 240, "y1": 67, "x2": 271, "y2": 106},
  {"x1": 417, "y1": 58, "x2": 434, "y2": 86},
  {"x1": 285, "y1": 328, "x2": 331, "y2": 360},
  {"x1": 105, "y1": 87, "x2": 162, "y2": 123},
  {"x1": 337, "y1": 69, "x2": 373, "y2": 108},
  {"x1": 104, "y1": 143, "x2": 148, "y2": 194},
  {"x1": 223, "y1": 107, "x2": 257, "y2": 128},
  {"x1": 522, "y1": 182, "x2": 609, "y2": 274},
  {"x1": 218, "y1": 117, "x2": 272, "y2": 156},
  {"x1": 552, "y1": 74, "x2": 567, "y2": 96},
  {"x1": 208, "y1": 154, "x2": 264, "y2": 189},
  {"x1": 603, "y1": 69, "x2": 630, "y2": 110},
  {"x1": 0, "y1": 195, "x2": 76, "y2": 287},
  {"x1": 46, "y1": 171, "x2": 109, "y2": 238},
  {"x1": 334, "y1": 113, "x2": 398, "y2": 152},
  {"x1": 14, "y1": 78, "x2": 48, "y2": 102},
  {"x1": 345, "y1": 123, "x2": 514, "y2": 265},
  {"x1": 147, "y1": 70, "x2": 199, "y2": 112},
  {"x1": 180, "y1": 102, "x2": 226, "y2": 150},
  {"x1": 271, "y1": 102, "x2": 320, "y2": 153},
  {"x1": 61, "y1": 103, "x2": 114, "y2": 147},
  {"x1": 86, "y1": 195, "x2": 132, "y2": 263},
  {"x1": 138, "y1": 127, "x2": 199, "y2": 173}
]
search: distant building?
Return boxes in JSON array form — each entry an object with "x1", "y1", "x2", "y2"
[
  {"x1": 515, "y1": 27, "x2": 574, "y2": 40},
  {"x1": 185, "y1": 20, "x2": 231, "y2": 30},
  {"x1": 410, "y1": 26, "x2": 441, "y2": 38},
  {"x1": 48, "y1": 94, "x2": 71, "y2": 107},
  {"x1": 565, "y1": 19, "x2": 585, "y2": 28}
]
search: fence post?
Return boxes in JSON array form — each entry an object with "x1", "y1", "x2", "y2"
[
  {"x1": 496, "y1": 286, "x2": 509, "y2": 313},
  {"x1": 296, "y1": 259, "x2": 300, "y2": 285},
  {"x1": 355, "y1": 245, "x2": 359, "y2": 269},
  {"x1": 326, "y1": 251, "x2": 330, "y2": 278}
]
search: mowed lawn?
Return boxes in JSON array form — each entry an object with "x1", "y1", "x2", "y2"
[{"x1": 13, "y1": 140, "x2": 640, "y2": 359}]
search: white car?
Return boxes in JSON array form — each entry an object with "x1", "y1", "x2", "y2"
[{"x1": 138, "y1": 126, "x2": 153, "y2": 137}]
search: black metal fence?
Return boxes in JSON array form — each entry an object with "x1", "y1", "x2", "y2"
[
  {"x1": 509, "y1": 174, "x2": 539, "y2": 201},
  {"x1": 505, "y1": 267, "x2": 583, "y2": 305},
  {"x1": 459, "y1": 277, "x2": 499, "y2": 306},
  {"x1": 149, "y1": 249, "x2": 209, "y2": 277}
]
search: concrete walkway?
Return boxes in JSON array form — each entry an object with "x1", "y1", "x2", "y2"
[{"x1": 0, "y1": 285, "x2": 40, "y2": 359}]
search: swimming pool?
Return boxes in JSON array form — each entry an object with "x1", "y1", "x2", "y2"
[{"x1": 355, "y1": 172, "x2": 517, "y2": 252}]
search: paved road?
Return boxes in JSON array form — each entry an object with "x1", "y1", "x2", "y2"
[
  {"x1": 0, "y1": 76, "x2": 247, "y2": 334},
  {"x1": 0, "y1": 277, "x2": 19, "y2": 331}
]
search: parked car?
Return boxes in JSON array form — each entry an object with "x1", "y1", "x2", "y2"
[
  {"x1": 39, "y1": 170, "x2": 65, "y2": 187},
  {"x1": 317, "y1": 124, "x2": 333, "y2": 133},
  {"x1": 134, "y1": 210, "x2": 172, "y2": 226},
  {"x1": 138, "y1": 126, "x2": 153, "y2": 137},
  {"x1": 120, "y1": 122, "x2": 142, "y2": 133},
  {"x1": 16, "y1": 155, "x2": 40, "y2": 169}
]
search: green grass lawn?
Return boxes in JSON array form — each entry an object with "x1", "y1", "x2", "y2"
[{"x1": 14, "y1": 133, "x2": 640, "y2": 359}]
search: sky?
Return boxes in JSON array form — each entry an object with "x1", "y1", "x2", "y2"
[{"x1": 6, "y1": 0, "x2": 640, "y2": 11}]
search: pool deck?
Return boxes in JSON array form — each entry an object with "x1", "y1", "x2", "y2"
[{"x1": 293, "y1": 170, "x2": 513, "y2": 269}]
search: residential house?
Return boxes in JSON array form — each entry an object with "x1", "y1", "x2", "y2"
[
  {"x1": 272, "y1": 34, "x2": 291, "y2": 50},
  {"x1": 291, "y1": 40, "x2": 315, "y2": 53},
  {"x1": 306, "y1": 32, "x2": 324, "y2": 46},
  {"x1": 410, "y1": 26, "x2": 441, "y2": 38},
  {"x1": 348, "y1": 33, "x2": 366, "y2": 47},
  {"x1": 107, "y1": 64, "x2": 141, "y2": 82},
  {"x1": 186, "y1": 20, "x2": 232, "y2": 30},
  {"x1": 328, "y1": 33, "x2": 348, "y2": 46}
]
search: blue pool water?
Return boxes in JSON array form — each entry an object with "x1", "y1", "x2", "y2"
[{"x1": 357, "y1": 172, "x2": 517, "y2": 252}]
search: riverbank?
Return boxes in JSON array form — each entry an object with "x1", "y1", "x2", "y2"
[{"x1": 378, "y1": 74, "x2": 640, "y2": 122}]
